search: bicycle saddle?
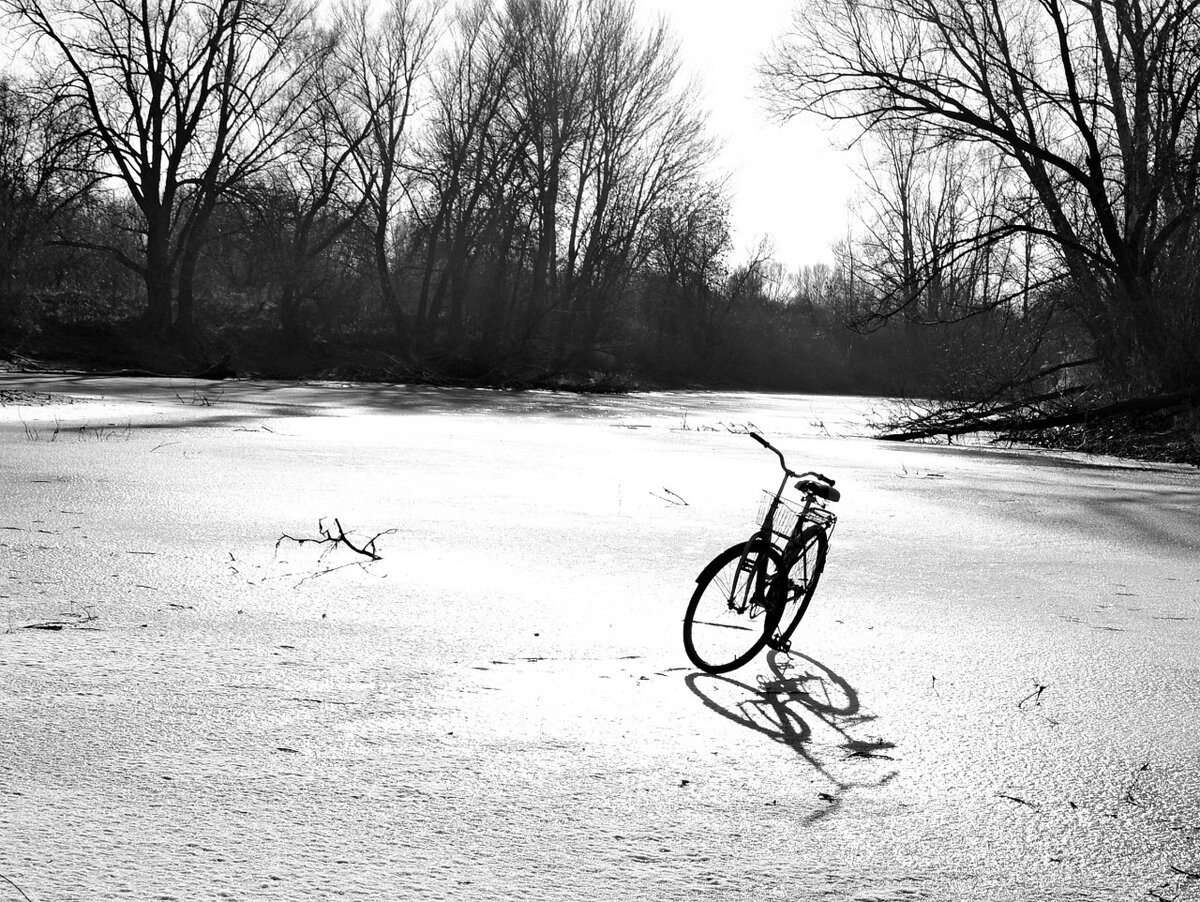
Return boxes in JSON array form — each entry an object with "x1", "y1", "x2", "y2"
[{"x1": 797, "y1": 479, "x2": 840, "y2": 503}]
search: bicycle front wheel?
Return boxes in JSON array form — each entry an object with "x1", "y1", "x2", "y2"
[
  {"x1": 769, "y1": 525, "x2": 829, "y2": 652},
  {"x1": 683, "y1": 541, "x2": 781, "y2": 674}
]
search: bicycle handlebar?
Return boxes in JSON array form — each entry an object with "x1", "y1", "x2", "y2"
[
  {"x1": 748, "y1": 432, "x2": 836, "y2": 486},
  {"x1": 749, "y1": 431, "x2": 788, "y2": 474}
]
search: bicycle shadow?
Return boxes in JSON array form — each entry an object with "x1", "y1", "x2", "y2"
[{"x1": 685, "y1": 650, "x2": 898, "y2": 823}]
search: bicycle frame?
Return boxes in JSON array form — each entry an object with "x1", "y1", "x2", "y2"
[{"x1": 729, "y1": 434, "x2": 836, "y2": 613}]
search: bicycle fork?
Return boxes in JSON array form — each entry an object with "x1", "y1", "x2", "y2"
[{"x1": 729, "y1": 538, "x2": 774, "y2": 616}]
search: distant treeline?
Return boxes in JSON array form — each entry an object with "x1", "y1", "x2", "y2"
[{"x1": 0, "y1": 0, "x2": 1087, "y2": 396}]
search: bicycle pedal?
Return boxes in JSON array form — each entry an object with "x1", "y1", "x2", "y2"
[{"x1": 767, "y1": 636, "x2": 791, "y2": 653}]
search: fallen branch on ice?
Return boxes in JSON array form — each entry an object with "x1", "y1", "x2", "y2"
[
  {"x1": 1122, "y1": 760, "x2": 1151, "y2": 806},
  {"x1": 997, "y1": 792, "x2": 1039, "y2": 810},
  {"x1": 878, "y1": 385, "x2": 1199, "y2": 443},
  {"x1": 276, "y1": 518, "x2": 394, "y2": 562},
  {"x1": 1017, "y1": 681, "x2": 1049, "y2": 708},
  {"x1": 649, "y1": 487, "x2": 689, "y2": 506}
]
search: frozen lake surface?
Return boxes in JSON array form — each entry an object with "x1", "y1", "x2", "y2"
[{"x1": 1, "y1": 375, "x2": 1198, "y2": 901}]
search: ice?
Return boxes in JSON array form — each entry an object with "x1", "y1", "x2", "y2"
[{"x1": 1, "y1": 375, "x2": 1198, "y2": 901}]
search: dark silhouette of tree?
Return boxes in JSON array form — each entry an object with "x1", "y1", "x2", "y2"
[
  {"x1": 412, "y1": 0, "x2": 519, "y2": 352},
  {"x1": 3, "y1": 0, "x2": 326, "y2": 338},
  {"x1": 0, "y1": 0, "x2": 971, "y2": 404},
  {"x1": 408, "y1": 0, "x2": 715, "y2": 372},
  {"x1": 336, "y1": 0, "x2": 438, "y2": 344},
  {"x1": 0, "y1": 73, "x2": 96, "y2": 307},
  {"x1": 248, "y1": 26, "x2": 375, "y2": 341},
  {"x1": 643, "y1": 180, "x2": 733, "y2": 370},
  {"x1": 551, "y1": 0, "x2": 713, "y2": 367},
  {"x1": 763, "y1": 0, "x2": 1200, "y2": 394}
]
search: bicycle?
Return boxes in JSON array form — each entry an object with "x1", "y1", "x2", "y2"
[{"x1": 682, "y1": 432, "x2": 840, "y2": 674}]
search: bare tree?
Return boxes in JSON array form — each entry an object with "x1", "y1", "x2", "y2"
[
  {"x1": 2, "y1": 0, "x2": 324, "y2": 337},
  {"x1": 645, "y1": 178, "x2": 733, "y2": 363},
  {"x1": 0, "y1": 72, "x2": 95, "y2": 305},
  {"x1": 503, "y1": 0, "x2": 592, "y2": 345},
  {"x1": 250, "y1": 23, "x2": 375, "y2": 341},
  {"x1": 851, "y1": 126, "x2": 1054, "y2": 326},
  {"x1": 553, "y1": 0, "x2": 714, "y2": 365},
  {"x1": 408, "y1": 0, "x2": 715, "y2": 372},
  {"x1": 793, "y1": 262, "x2": 834, "y2": 310},
  {"x1": 763, "y1": 0, "x2": 1200, "y2": 393},
  {"x1": 336, "y1": 0, "x2": 438, "y2": 341},
  {"x1": 412, "y1": 0, "x2": 518, "y2": 349}
]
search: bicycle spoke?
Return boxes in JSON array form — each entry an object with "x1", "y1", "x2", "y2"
[
  {"x1": 689, "y1": 619, "x2": 756, "y2": 632},
  {"x1": 683, "y1": 542, "x2": 780, "y2": 673},
  {"x1": 769, "y1": 526, "x2": 829, "y2": 652}
]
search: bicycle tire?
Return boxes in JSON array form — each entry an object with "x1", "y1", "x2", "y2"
[
  {"x1": 683, "y1": 540, "x2": 782, "y2": 674},
  {"x1": 768, "y1": 525, "x2": 829, "y2": 652}
]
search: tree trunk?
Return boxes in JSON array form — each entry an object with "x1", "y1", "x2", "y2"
[
  {"x1": 174, "y1": 248, "x2": 200, "y2": 342},
  {"x1": 142, "y1": 224, "x2": 174, "y2": 337},
  {"x1": 279, "y1": 284, "x2": 303, "y2": 343},
  {"x1": 372, "y1": 216, "x2": 406, "y2": 344}
]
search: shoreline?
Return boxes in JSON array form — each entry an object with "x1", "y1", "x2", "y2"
[{"x1": 4, "y1": 359, "x2": 1197, "y2": 469}]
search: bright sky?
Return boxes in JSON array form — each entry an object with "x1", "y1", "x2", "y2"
[{"x1": 637, "y1": 0, "x2": 857, "y2": 271}]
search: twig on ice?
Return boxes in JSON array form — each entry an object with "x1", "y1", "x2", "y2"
[
  {"x1": 276, "y1": 518, "x2": 394, "y2": 562},
  {"x1": 291, "y1": 558, "x2": 386, "y2": 589},
  {"x1": 997, "y1": 792, "x2": 1039, "y2": 810},
  {"x1": 650, "y1": 488, "x2": 689, "y2": 506},
  {"x1": 1017, "y1": 681, "x2": 1049, "y2": 707},
  {"x1": 1122, "y1": 760, "x2": 1151, "y2": 806}
]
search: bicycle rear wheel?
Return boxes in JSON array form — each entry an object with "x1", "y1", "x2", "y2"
[
  {"x1": 683, "y1": 541, "x2": 781, "y2": 674},
  {"x1": 768, "y1": 525, "x2": 829, "y2": 652}
]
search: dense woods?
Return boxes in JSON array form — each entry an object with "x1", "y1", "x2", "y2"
[
  {"x1": 0, "y1": 0, "x2": 1028, "y2": 396},
  {"x1": 1, "y1": 0, "x2": 1198, "y2": 460}
]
